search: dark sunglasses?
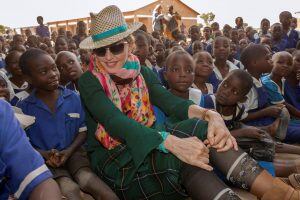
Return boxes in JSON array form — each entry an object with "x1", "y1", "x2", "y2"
[{"x1": 94, "y1": 42, "x2": 127, "y2": 57}]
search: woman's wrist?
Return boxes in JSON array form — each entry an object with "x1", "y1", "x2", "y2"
[{"x1": 164, "y1": 134, "x2": 177, "y2": 153}]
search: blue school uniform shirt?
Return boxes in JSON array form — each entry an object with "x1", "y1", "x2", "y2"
[
  {"x1": 272, "y1": 39, "x2": 288, "y2": 52},
  {"x1": 17, "y1": 86, "x2": 87, "y2": 151},
  {"x1": 0, "y1": 100, "x2": 52, "y2": 200},
  {"x1": 284, "y1": 81, "x2": 300, "y2": 110},
  {"x1": 261, "y1": 74, "x2": 285, "y2": 105},
  {"x1": 283, "y1": 29, "x2": 299, "y2": 49}
]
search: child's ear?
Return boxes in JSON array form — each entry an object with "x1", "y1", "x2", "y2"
[{"x1": 239, "y1": 96, "x2": 248, "y2": 103}]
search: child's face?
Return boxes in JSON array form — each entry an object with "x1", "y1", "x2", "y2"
[
  {"x1": 203, "y1": 27, "x2": 211, "y2": 39},
  {"x1": 230, "y1": 30, "x2": 239, "y2": 42},
  {"x1": 261, "y1": 20, "x2": 270, "y2": 33},
  {"x1": 190, "y1": 27, "x2": 200, "y2": 42},
  {"x1": 272, "y1": 53, "x2": 293, "y2": 78},
  {"x1": 213, "y1": 38, "x2": 230, "y2": 60},
  {"x1": 14, "y1": 36, "x2": 24, "y2": 46},
  {"x1": 0, "y1": 77, "x2": 9, "y2": 101},
  {"x1": 216, "y1": 75, "x2": 245, "y2": 106},
  {"x1": 246, "y1": 27, "x2": 254, "y2": 39},
  {"x1": 25, "y1": 54, "x2": 60, "y2": 91},
  {"x1": 192, "y1": 41, "x2": 203, "y2": 55},
  {"x1": 260, "y1": 37, "x2": 272, "y2": 49},
  {"x1": 292, "y1": 52, "x2": 300, "y2": 73},
  {"x1": 55, "y1": 38, "x2": 68, "y2": 54},
  {"x1": 68, "y1": 42, "x2": 78, "y2": 54},
  {"x1": 6, "y1": 52, "x2": 23, "y2": 77},
  {"x1": 271, "y1": 25, "x2": 283, "y2": 40},
  {"x1": 239, "y1": 39, "x2": 248, "y2": 50},
  {"x1": 291, "y1": 18, "x2": 298, "y2": 29},
  {"x1": 229, "y1": 43, "x2": 237, "y2": 57},
  {"x1": 56, "y1": 53, "x2": 83, "y2": 82},
  {"x1": 134, "y1": 37, "x2": 149, "y2": 64},
  {"x1": 165, "y1": 54, "x2": 195, "y2": 93},
  {"x1": 43, "y1": 37, "x2": 52, "y2": 47},
  {"x1": 254, "y1": 48, "x2": 273, "y2": 73},
  {"x1": 280, "y1": 13, "x2": 292, "y2": 27},
  {"x1": 194, "y1": 52, "x2": 213, "y2": 78},
  {"x1": 238, "y1": 29, "x2": 246, "y2": 40},
  {"x1": 79, "y1": 49, "x2": 91, "y2": 64}
]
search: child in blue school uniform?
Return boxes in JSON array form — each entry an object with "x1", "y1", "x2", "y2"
[
  {"x1": 17, "y1": 48, "x2": 118, "y2": 200},
  {"x1": 207, "y1": 36, "x2": 239, "y2": 92},
  {"x1": 0, "y1": 100, "x2": 61, "y2": 200},
  {"x1": 270, "y1": 23, "x2": 288, "y2": 52},
  {"x1": 280, "y1": 11, "x2": 299, "y2": 49},
  {"x1": 55, "y1": 51, "x2": 83, "y2": 92},
  {"x1": 261, "y1": 51, "x2": 300, "y2": 142},
  {"x1": 284, "y1": 50, "x2": 300, "y2": 112},
  {"x1": 5, "y1": 50, "x2": 30, "y2": 105},
  {"x1": 240, "y1": 44, "x2": 300, "y2": 144}
]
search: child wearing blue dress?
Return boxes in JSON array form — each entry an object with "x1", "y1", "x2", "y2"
[{"x1": 280, "y1": 11, "x2": 299, "y2": 49}]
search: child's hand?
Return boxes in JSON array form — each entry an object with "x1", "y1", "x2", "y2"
[
  {"x1": 56, "y1": 149, "x2": 72, "y2": 167},
  {"x1": 45, "y1": 149, "x2": 60, "y2": 168},
  {"x1": 0, "y1": 88, "x2": 10, "y2": 101},
  {"x1": 264, "y1": 105, "x2": 283, "y2": 117}
]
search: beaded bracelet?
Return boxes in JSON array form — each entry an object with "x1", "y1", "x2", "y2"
[{"x1": 157, "y1": 131, "x2": 170, "y2": 153}]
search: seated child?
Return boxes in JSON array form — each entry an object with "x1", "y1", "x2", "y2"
[
  {"x1": 55, "y1": 51, "x2": 83, "y2": 92},
  {"x1": 191, "y1": 40, "x2": 203, "y2": 55},
  {"x1": 240, "y1": 44, "x2": 299, "y2": 143},
  {"x1": 5, "y1": 50, "x2": 30, "y2": 105},
  {"x1": 284, "y1": 50, "x2": 300, "y2": 112},
  {"x1": 0, "y1": 71, "x2": 14, "y2": 101},
  {"x1": 192, "y1": 51, "x2": 214, "y2": 94},
  {"x1": 207, "y1": 36, "x2": 239, "y2": 90},
  {"x1": 261, "y1": 51, "x2": 300, "y2": 142},
  {"x1": 17, "y1": 48, "x2": 119, "y2": 200}
]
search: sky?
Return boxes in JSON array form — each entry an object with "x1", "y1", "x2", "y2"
[{"x1": 1, "y1": 0, "x2": 300, "y2": 29}]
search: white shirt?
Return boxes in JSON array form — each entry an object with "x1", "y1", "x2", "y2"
[{"x1": 213, "y1": 60, "x2": 239, "y2": 81}]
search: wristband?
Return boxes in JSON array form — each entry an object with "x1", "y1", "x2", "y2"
[{"x1": 157, "y1": 131, "x2": 170, "y2": 153}]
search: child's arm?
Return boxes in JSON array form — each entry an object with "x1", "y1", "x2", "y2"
[
  {"x1": 284, "y1": 102, "x2": 300, "y2": 118},
  {"x1": 58, "y1": 131, "x2": 87, "y2": 166},
  {"x1": 230, "y1": 127, "x2": 262, "y2": 139},
  {"x1": 242, "y1": 105, "x2": 283, "y2": 122}
]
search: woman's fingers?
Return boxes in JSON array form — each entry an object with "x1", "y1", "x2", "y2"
[{"x1": 192, "y1": 160, "x2": 213, "y2": 171}]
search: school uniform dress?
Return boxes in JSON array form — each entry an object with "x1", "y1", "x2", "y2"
[
  {"x1": 284, "y1": 80, "x2": 300, "y2": 111},
  {"x1": 207, "y1": 60, "x2": 239, "y2": 92},
  {"x1": 258, "y1": 75, "x2": 300, "y2": 142},
  {"x1": 10, "y1": 81, "x2": 29, "y2": 106},
  {"x1": 191, "y1": 83, "x2": 214, "y2": 95},
  {"x1": 17, "y1": 87, "x2": 89, "y2": 178},
  {"x1": 272, "y1": 39, "x2": 288, "y2": 52},
  {"x1": 0, "y1": 100, "x2": 52, "y2": 200},
  {"x1": 79, "y1": 66, "x2": 209, "y2": 200}
]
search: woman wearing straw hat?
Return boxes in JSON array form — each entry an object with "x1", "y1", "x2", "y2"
[{"x1": 79, "y1": 5, "x2": 300, "y2": 200}]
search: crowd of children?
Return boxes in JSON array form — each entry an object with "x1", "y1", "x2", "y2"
[{"x1": 1, "y1": 8, "x2": 300, "y2": 200}]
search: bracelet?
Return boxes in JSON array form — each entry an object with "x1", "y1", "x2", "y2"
[{"x1": 157, "y1": 131, "x2": 170, "y2": 153}]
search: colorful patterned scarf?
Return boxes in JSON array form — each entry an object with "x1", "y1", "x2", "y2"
[{"x1": 89, "y1": 54, "x2": 156, "y2": 149}]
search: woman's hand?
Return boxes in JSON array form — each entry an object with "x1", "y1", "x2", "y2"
[
  {"x1": 164, "y1": 135, "x2": 213, "y2": 171},
  {"x1": 204, "y1": 110, "x2": 238, "y2": 152}
]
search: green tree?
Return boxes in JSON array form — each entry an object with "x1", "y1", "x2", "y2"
[
  {"x1": 199, "y1": 12, "x2": 216, "y2": 26},
  {"x1": 0, "y1": 25, "x2": 5, "y2": 34}
]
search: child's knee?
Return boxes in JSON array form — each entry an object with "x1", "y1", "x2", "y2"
[
  {"x1": 73, "y1": 167, "x2": 95, "y2": 189},
  {"x1": 57, "y1": 177, "x2": 81, "y2": 196}
]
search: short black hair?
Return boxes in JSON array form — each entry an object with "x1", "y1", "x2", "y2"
[
  {"x1": 5, "y1": 50, "x2": 22, "y2": 66},
  {"x1": 165, "y1": 50, "x2": 192, "y2": 70},
  {"x1": 19, "y1": 48, "x2": 48, "y2": 75},
  {"x1": 240, "y1": 44, "x2": 268, "y2": 69},
  {"x1": 213, "y1": 36, "x2": 230, "y2": 46},
  {"x1": 227, "y1": 69, "x2": 253, "y2": 95},
  {"x1": 37, "y1": 16, "x2": 43, "y2": 20}
]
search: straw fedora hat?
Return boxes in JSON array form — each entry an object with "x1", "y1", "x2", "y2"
[{"x1": 79, "y1": 5, "x2": 143, "y2": 49}]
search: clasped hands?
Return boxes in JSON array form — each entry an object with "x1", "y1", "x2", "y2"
[{"x1": 164, "y1": 110, "x2": 238, "y2": 171}]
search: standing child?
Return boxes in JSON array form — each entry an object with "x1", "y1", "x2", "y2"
[
  {"x1": 17, "y1": 48, "x2": 119, "y2": 200},
  {"x1": 192, "y1": 51, "x2": 214, "y2": 94},
  {"x1": 279, "y1": 11, "x2": 299, "y2": 49},
  {"x1": 5, "y1": 50, "x2": 29, "y2": 105}
]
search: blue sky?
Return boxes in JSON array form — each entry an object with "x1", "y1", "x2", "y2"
[{"x1": 1, "y1": 0, "x2": 300, "y2": 29}]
